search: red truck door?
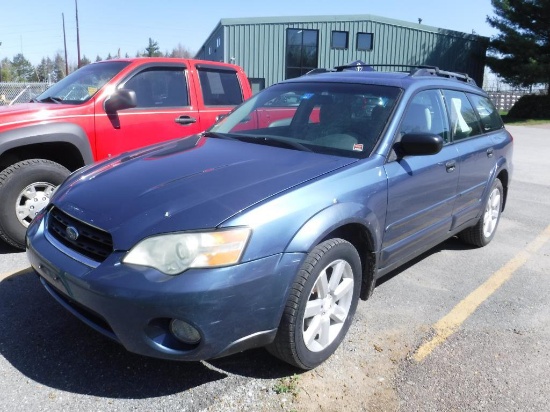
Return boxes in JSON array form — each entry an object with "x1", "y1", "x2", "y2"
[{"x1": 93, "y1": 63, "x2": 204, "y2": 160}]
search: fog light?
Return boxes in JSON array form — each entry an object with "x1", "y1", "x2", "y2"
[{"x1": 169, "y1": 319, "x2": 201, "y2": 344}]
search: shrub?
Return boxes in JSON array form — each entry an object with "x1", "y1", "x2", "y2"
[{"x1": 508, "y1": 94, "x2": 550, "y2": 119}]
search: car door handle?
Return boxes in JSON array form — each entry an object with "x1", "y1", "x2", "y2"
[
  {"x1": 175, "y1": 115, "x2": 197, "y2": 125},
  {"x1": 487, "y1": 148, "x2": 494, "y2": 158},
  {"x1": 445, "y1": 160, "x2": 456, "y2": 173}
]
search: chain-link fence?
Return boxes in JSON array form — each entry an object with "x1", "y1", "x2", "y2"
[
  {"x1": 0, "y1": 82, "x2": 50, "y2": 105},
  {"x1": 483, "y1": 82, "x2": 547, "y2": 112}
]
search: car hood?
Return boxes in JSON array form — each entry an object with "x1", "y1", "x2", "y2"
[
  {"x1": 53, "y1": 135, "x2": 356, "y2": 250},
  {"x1": 0, "y1": 103, "x2": 80, "y2": 127}
]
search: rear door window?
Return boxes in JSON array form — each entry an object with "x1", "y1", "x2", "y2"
[
  {"x1": 467, "y1": 94, "x2": 504, "y2": 133},
  {"x1": 442, "y1": 90, "x2": 482, "y2": 141},
  {"x1": 198, "y1": 68, "x2": 243, "y2": 106}
]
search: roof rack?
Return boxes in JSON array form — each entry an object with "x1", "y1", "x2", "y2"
[
  {"x1": 330, "y1": 63, "x2": 477, "y2": 85},
  {"x1": 409, "y1": 66, "x2": 476, "y2": 85},
  {"x1": 304, "y1": 68, "x2": 333, "y2": 75}
]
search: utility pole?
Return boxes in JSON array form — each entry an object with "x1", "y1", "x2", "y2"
[
  {"x1": 62, "y1": 13, "x2": 69, "y2": 75},
  {"x1": 75, "y1": 0, "x2": 81, "y2": 68}
]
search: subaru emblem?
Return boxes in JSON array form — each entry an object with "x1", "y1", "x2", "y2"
[{"x1": 66, "y1": 226, "x2": 79, "y2": 241}]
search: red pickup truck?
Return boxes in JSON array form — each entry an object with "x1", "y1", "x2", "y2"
[{"x1": 0, "y1": 58, "x2": 252, "y2": 249}]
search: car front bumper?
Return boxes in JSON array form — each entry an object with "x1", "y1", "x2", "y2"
[{"x1": 26, "y1": 215, "x2": 305, "y2": 361}]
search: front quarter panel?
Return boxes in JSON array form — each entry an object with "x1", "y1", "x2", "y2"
[{"x1": 225, "y1": 157, "x2": 388, "y2": 261}]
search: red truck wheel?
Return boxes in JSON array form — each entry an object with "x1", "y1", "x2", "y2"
[{"x1": 0, "y1": 159, "x2": 69, "y2": 249}]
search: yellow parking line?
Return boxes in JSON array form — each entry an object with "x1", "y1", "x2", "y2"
[{"x1": 413, "y1": 224, "x2": 550, "y2": 362}]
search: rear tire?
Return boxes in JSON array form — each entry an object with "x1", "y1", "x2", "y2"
[
  {"x1": 459, "y1": 178, "x2": 503, "y2": 247},
  {"x1": 0, "y1": 159, "x2": 70, "y2": 249},
  {"x1": 267, "y1": 238, "x2": 361, "y2": 369}
]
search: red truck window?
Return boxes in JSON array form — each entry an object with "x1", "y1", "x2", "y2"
[
  {"x1": 124, "y1": 68, "x2": 189, "y2": 108},
  {"x1": 198, "y1": 68, "x2": 243, "y2": 106}
]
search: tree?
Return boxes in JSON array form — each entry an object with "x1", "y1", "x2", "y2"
[
  {"x1": 53, "y1": 53, "x2": 66, "y2": 81},
  {"x1": 80, "y1": 55, "x2": 91, "y2": 67},
  {"x1": 486, "y1": 0, "x2": 550, "y2": 92},
  {"x1": 1, "y1": 57, "x2": 12, "y2": 82},
  {"x1": 12, "y1": 53, "x2": 38, "y2": 82},
  {"x1": 35, "y1": 57, "x2": 55, "y2": 82},
  {"x1": 143, "y1": 38, "x2": 162, "y2": 57},
  {"x1": 169, "y1": 43, "x2": 193, "y2": 58}
]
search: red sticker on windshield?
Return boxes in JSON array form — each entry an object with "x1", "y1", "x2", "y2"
[{"x1": 353, "y1": 144, "x2": 364, "y2": 152}]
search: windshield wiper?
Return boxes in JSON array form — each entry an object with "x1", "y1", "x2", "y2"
[
  {"x1": 38, "y1": 96, "x2": 63, "y2": 104},
  {"x1": 203, "y1": 131, "x2": 312, "y2": 152},
  {"x1": 250, "y1": 135, "x2": 313, "y2": 152},
  {"x1": 202, "y1": 131, "x2": 239, "y2": 140}
]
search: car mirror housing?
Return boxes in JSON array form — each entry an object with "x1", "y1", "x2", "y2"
[
  {"x1": 104, "y1": 88, "x2": 137, "y2": 113},
  {"x1": 398, "y1": 133, "x2": 444, "y2": 156}
]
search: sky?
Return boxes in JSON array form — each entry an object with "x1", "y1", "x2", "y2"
[{"x1": 0, "y1": 0, "x2": 499, "y2": 65}]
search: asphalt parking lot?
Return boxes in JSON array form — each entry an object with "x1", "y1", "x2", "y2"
[{"x1": 0, "y1": 124, "x2": 548, "y2": 411}]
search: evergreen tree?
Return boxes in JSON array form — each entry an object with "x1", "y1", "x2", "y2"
[
  {"x1": 487, "y1": 0, "x2": 550, "y2": 91},
  {"x1": 144, "y1": 38, "x2": 162, "y2": 57},
  {"x1": 35, "y1": 57, "x2": 55, "y2": 82},
  {"x1": 53, "y1": 53, "x2": 66, "y2": 81},
  {"x1": 80, "y1": 55, "x2": 91, "y2": 67},
  {"x1": 12, "y1": 53, "x2": 38, "y2": 82}
]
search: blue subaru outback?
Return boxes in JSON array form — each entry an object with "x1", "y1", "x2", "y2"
[{"x1": 26, "y1": 65, "x2": 513, "y2": 369}]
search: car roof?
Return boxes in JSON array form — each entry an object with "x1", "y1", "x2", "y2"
[{"x1": 282, "y1": 67, "x2": 484, "y2": 94}]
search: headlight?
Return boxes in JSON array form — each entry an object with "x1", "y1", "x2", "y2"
[{"x1": 122, "y1": 228, "x2": 251, "y2": 275}]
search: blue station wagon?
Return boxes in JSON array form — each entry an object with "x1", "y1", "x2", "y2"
[{"x1": 26, "y1": 65, "x2": 513, "y2": 370}]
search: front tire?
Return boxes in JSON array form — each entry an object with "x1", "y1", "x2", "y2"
[
  {"x1": 268, "y1": 238, "x2": 361, "y2": 369},
  {"x1": 459, "y1": 178, "x2": 503, "y2": 247},
  {"x1": 0, "y1": 159, "x2": 70, "y2": 249}
]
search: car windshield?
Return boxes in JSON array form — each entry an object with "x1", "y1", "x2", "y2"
[
  {"x1": 34, "y1": 61, "x2": 130, "y2": 104},
  {"x1": 209, "y1": 81, "x2": 401, "y2": 158}
]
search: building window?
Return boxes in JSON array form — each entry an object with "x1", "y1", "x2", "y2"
[
  {"x1": 286, "y1": 28, "x2": 319, "y2": 80},
  {"x1": 216, "y1": 37, "x2": 221, "y2": 47},
  {"x1": 208, "y1": 46, "x2": 212, "y2": 55},
  {"x1": 331, "y1": 31, "x2": 349, "y2": 49},
  {"x1": 357, "y1": 33, "x2": 374, "y2": 51}
]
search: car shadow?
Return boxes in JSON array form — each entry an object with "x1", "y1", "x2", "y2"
[
  {"x1": 0, "y1": 236, "x2": 473, "y2": 399},
  {"x1": 375, "y1": 236, "x2": 476, "y2": 287},
  {"x1": 0, "y1": 270, "x2": 297, "y2": 400}
]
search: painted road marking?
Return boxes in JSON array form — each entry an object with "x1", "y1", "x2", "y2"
[{"x1": 413, "y1": 224, "x2": 550, "y2": 362}]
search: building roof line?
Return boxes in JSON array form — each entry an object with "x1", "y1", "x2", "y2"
[{"x1": 216, "y1": 14, "x2": 487, "y2": 40}]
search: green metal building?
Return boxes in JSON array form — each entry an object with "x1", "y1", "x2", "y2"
[{"x1": 196, "y1": 15, "x2": 489, "y2": 93}]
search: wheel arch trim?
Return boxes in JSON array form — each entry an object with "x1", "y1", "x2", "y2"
[
  {"x1": 0, "y1": 123, "x2": 94, "y2": 165},
  {"x1": 285, "y1": 202, "x2": 381, "y2": 300}
]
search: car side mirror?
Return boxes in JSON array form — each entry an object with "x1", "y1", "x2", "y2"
[
  {"x1": 104, "y1": 88, "x2": 137, "y2": 113},
  {"x1": 398, "y1": 133, "x2": 444, "y2": 156}
]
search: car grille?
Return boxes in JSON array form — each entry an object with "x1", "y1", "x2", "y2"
[{"x1": 47, "y1": 207, "x2": 113, "y2": 262}]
